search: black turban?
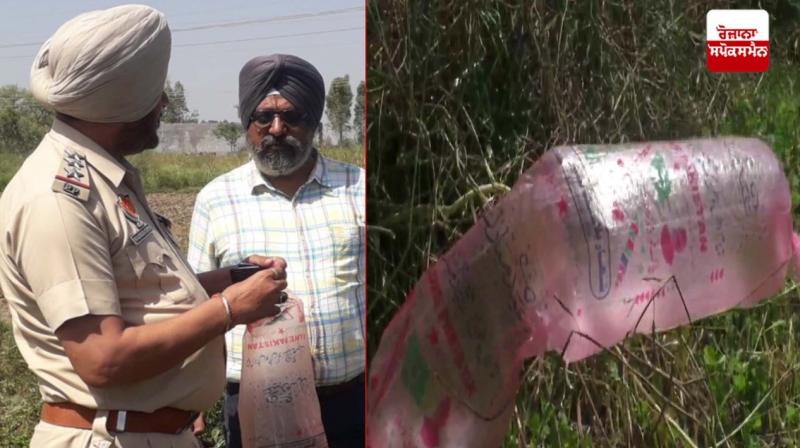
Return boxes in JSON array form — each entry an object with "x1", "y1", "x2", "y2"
[{"x1": 238, "y1": 54, "x2": 325, "y2": 130}]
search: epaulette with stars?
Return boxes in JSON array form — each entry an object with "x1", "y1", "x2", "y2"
[{"x1": 51, "y1": 150, "x2": 91, "y2": 202}]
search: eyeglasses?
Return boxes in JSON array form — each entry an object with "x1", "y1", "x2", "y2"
[{"x1": 250, "y1": 109, "x2": 308, "y2": 129}]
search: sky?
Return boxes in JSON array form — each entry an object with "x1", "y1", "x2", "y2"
[{"x1": 0, "y1": 0, "x2": 365, "y2": 122}]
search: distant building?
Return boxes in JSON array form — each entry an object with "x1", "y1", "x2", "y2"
[{"x1": 156, "y1": 123, "x2": 245, "y2": 154}]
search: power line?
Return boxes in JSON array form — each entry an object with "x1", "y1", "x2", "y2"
[
  {"x1": 0, "y1": 6, "x2": 364, "y2": 49},
  {"x1": 0, "y1": 1, "x2": 271, "y2": 23},
  {"x1": 171, "y1": 6, "x2": 363, "y2": 32},
  {"x1": 0, "y1": 41, "x2": 40, "y2": 50},
  {"x1": 174, "y1": 26, "x2": 363, "y2": 48},
  {"x1": 0, "y1": 54, "x2": 35, "y2": 60},
  {"x1": 0, "y1": 27, "x2": 364, "y2": 60}
]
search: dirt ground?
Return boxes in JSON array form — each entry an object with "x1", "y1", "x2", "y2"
[
  {"x1": 147, "y1": 192, "x2": 197, "y2": 256},
  {"x1": 0, "y1": 192, "x2": 197, "y2": 324}
]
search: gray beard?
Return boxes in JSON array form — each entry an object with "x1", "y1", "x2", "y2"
[{"x1": 251, "y1": 135, "x2": 316, "y2": 177}]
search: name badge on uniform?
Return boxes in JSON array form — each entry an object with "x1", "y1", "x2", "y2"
[{"x1": 117, "y1": 194, "x2": 152, "y2": 245}]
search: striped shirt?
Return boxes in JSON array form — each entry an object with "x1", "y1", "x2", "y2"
[{"x1": 187, "y1": 155, "x2": 365, "y2": 386}]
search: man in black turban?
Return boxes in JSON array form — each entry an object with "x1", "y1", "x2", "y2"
[
  {"x1": 238, "y1": 54, "x2": 326, "y2": 181},
  {"x1": 188, "y1": 54, "x2": 366, "y2": 448}
]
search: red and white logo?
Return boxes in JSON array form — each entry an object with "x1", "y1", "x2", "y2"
[{"x1": 706, "y1": 9, "x2": 769, "y2": 73}]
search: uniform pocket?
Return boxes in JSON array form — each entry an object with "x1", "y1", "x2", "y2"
[
  {"x1": 125, "y1": 238, "x2": 191, "y2": 305},
  {"x1": 126, "y1": 237, "x2": 168, "y2": 277}
]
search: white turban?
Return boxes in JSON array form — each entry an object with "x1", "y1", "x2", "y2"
[{"x1": 30, "y1": 4, "x2": 171, "y2": 123}]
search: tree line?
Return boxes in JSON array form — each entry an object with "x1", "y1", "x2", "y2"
[
  {"x1": 214, "y1": 76, "x2": 365, "y2": 151},
  {"x1": 0, "y1": 76, "x2": 364, "y2": 154}
]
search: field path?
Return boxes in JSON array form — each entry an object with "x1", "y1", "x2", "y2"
[{"x1": 147, "y1": 192, "x2": 197, "y2": 256}]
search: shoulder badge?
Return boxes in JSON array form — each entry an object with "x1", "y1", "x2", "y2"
[{"x1": 52, "y1": 150, "x2": 90, "y2": 201}]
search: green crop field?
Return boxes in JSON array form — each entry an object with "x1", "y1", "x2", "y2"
[
  {"x1": 368, "y1": 1, "x2": 800, "y2": 446},
  {"x1": 128, "y1": 145, "x2": 363, "y2": 193}
]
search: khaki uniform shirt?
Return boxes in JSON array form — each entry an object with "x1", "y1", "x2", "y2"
[{"x1": 0, "y1": 119, "x2": 224, "y2": 415}]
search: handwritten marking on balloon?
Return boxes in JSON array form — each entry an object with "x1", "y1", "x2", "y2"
[
  {"x1": 709, "y1": 268, "x2": 725, "y2": 283},
  {"x1": 482, "y1": 207, "x2": 531, "y2": 321},
  {"x1": 614, "y1": 222, "x2": 640, "y2": 288},
  {"x1": 736, "y1": 156, "x2": 760, "y2": 215},
  {"x1": 442, "y1": 256, "x2": 477, "y2": 309},
  {"x1": 440, "y1": 251, "x2": 505, "y2": 392},
  {"x1": 263, "y1": 376, "x2": 312, "y2": 404},
  {"x1": 685, "y1": 161, "x2": 708, "y2": 252},
  {"x1": 518, "y1": 254, "x2": 538, "y2": 305},
  {"x1": 244, "y1": 346, "x2": 303, "y2": 368},
  {"x1": 563, "y1": 161, "x2": 611, "y2": 299},
  {"x1": 428, "y1": 267, "x2": 477, "y2": 396},
  {"x1": 704, "y1": 180, "x2": 728, "y2": 257}
]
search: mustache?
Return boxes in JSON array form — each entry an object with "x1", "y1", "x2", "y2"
[{"x1": 258, "y1": 135, "x2": 303, "y2": 152}]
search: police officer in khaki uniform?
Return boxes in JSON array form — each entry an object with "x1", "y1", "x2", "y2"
[{"x1": 0, "y1": 5, "x2": 287, "y2": 447}]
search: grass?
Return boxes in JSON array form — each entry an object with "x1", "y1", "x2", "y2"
[
  {"x1": 0, "y1": 152, "x2": 25, "y2": 192},
  {"x1": 318, "y1": 145, "x2": 364, "y2": 167},
  {"x1": 0, "y1": 321, "x2": 39, "y2": 447},
  {"x1": 505, "y1": 291, "x2": 800, "y2": 447},
  {"x1": 129, "y1": 152, "x2": 250, "y2": 193},
  {"x1": 367, "y1": 0, "x2": 800, "y2": 446},
  {"x1": 0, "y1": 146, "x2": 363, "y2": 194},
  {"x1": 131, "y1": 145, "x2": 364, "y2": 193},
  {"x1": 0, "y1": 319, "x2": 234, "y2": 447}
]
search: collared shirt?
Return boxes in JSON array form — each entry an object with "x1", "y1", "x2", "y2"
[
  {"x1": 0, "y1": 119, "x2": 225, "y2": 412},
  {"x1": 187, "y1": 155, "x2": 365, "y2": 386}
]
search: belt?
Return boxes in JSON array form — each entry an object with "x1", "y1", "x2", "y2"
[
  {"x1": 41, "y1": 402, "x2": 197, "y2": 434},
  {"x1": 316, "y1": 373, "x2": 364, "y2": 397}
]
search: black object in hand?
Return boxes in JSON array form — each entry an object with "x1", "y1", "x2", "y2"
[{"x1": 230, "y1": 262, "x2": 265, "y2": 283}]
